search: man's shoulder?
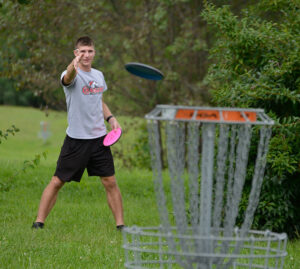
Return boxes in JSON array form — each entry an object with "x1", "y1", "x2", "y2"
[{"x1": 91, "y1": 68, "x2": 104, "y2": 77}]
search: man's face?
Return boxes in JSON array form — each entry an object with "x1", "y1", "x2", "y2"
[{"x1": 74, "y1": 45, "x2": 95, "y2": 68}]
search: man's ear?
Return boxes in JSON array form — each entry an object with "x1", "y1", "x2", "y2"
[{"x1": 74, "y1": 49, "x2": 79, "y2": 56}]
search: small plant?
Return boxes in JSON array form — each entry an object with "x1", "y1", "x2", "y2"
[
  {"x1": 0, "y1": 125, "x2": 20, "y2": 144},
  {"x1": 21, "y1": 151, "x2": 48, "y2": 172}
]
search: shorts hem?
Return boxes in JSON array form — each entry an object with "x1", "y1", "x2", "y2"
[
  {"x1": 88, "y1": 173, "x2": 115, "y2": 178},
  {"x1": 54, "y1": 173, "x2": 81, "y2": 183}
]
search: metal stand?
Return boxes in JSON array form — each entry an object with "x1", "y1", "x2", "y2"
[{"x1": 123, "y1": 105, "x2": 287, "y2": 269}]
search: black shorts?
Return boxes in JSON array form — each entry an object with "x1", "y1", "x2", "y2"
[{"x1": 54, "y1": 135, "x2": 115, "y2": 182}]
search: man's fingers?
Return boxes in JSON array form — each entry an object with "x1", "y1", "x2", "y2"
[
  {"x1": 73, "y1": 52, "x2": 83, "y2": 70},
  {"x1": 75, "y1": 54, "x2": 83, "y2": 65},
  {"x1": 73, "y1": 57, "x2": 79, "y2": 70},
  {"x1": 76, "y1": 53, "x2": 84, "y2": 61},
  {"x1": 73, "y1": 58, "x2": 78, "y2": 68},
  {"x1": 109, "y1": 118, "x2": 120, "y2": 130}
]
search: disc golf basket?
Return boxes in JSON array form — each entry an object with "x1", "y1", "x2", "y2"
[
  {"x1": 123, "y1": 105, "x2": 287, "y2": 269},
  {"x1": 38, "y1": 121, "x2": 51, "y2": 143}
]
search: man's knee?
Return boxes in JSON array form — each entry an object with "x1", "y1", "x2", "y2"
[
  {"x1": 101, "y1": 176, "x2": 117, "y2": 191},
  {"x1": 50, "y1": 176, "x2": 65, "y2": 190}
]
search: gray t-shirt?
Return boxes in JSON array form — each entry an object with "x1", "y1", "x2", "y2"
[{"x1": 61, "y1": 68, "x2": 108, "y2": 139}]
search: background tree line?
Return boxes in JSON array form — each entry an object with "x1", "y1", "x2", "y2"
[
  {"x1": 0, "y1": 0, "x2": 252, "y2": 113},
  {"x1": 0, "y1": 0, "x2": 299, "y2": 237}
]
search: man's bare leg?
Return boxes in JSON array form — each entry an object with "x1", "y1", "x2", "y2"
[
  {"x1": 34, "y1": 176, "x2": 65, "y2": 224},
  {"x1": 101, "y1": 175, "x2": 124, "y2": 227}
]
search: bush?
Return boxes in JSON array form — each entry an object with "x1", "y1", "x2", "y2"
[
  {"x1": 108, "y1": 118, "x2": 151, "y2": 170},
  {"x1": 202, "y1": 1, "x2": 300, "y2": 237},
  {"x1": 0, "y1": 78, "x2": 43, "y2": 107}
]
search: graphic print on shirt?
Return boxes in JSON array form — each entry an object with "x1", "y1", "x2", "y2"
[{"x1": 82, "y1": 81, "x2": 105, "y2": 95}]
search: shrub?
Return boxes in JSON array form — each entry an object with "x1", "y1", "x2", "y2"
[{"x1": 202, "y1": 1, "x2": 300, "y2": 237}]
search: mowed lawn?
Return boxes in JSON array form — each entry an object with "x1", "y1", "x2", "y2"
[
  {"x1": 0, "y1": 105, "x2": 159, "y2": 268},
  {"x1": 0, "y1": 105, "x2": 299, "y2": 268}
]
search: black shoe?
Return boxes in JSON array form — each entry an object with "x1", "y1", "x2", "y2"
[
  {"x1": 116, "y1": 225, "x2": 126, "y2": 231},
  {"x1": 32, "y1": 222, "x2": 44, "y2": 229}
]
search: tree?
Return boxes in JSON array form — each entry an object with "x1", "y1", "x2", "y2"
[
  {"x1": 202, "y1": 0, "x2": 300, "y2": 236},
  {"x1": 0, "y1": 0, "x2": 254, "y2": 114}
]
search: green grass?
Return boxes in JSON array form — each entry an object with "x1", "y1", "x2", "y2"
[
  {"x1": 0, "y1": 162, "x2": 159, "y2": 268},
  {"x1": 0, "y1": 105, "x2": 299, "y2": 268}
]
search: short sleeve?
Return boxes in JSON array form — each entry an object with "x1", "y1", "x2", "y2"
[
  {"x1": 100, "y1": 72, "x2": 108, "y2": 93},
  {"x1": 60, "y1": 70, "x2": 77, "y2": 88}
]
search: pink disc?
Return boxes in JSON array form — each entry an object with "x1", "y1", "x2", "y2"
[{"x1": 103, "y1": 128, "x2": 122, "y2": 146}]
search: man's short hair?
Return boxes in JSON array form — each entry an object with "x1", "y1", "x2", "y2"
[{"x1": 75, "y1": 36, "x2": 94, "y2": 49}]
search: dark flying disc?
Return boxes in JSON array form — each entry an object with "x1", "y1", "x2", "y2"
[{"x1": 125, "y1": 62, "x2": 164, "y2": 81}]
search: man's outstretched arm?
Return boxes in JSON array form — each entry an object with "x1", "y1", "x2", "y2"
[{"x1": 62, "y1": 50, "x2": 83, "y2": 85}]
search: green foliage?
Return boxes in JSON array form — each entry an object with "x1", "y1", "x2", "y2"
[
  {"x1": 0, "y1": 0, "x2": 250, "y2": 113},
  {"x1": 0, "y1": 125, "x2": 19, "y2": 144},
  {"x1": 202, "y1": 1, "x2": 300, "y2": 237},
  {"x1": 253, "y1": 177, "x2": 296, "y2": 232},
  {"x1": 21, "y1": 151, "x2": 48, "y2": 171},
  {"x1": 130, "y1": 122, "x2": 151, "y2": 169},
  {"x1": 110, "y1": 119, "x2": 151, "y2": 169},
  {"x1": 0, "y1": 78, "x2": 43, "y2": 107}
]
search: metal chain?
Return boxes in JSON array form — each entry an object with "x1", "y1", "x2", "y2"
[
  {"x1": 147, "y1": 120, "x2": 187, "y2": 268},
  {"x1": 165, "y1": 121, "x2": 193, "y2": 268},
  {"x1": 145, "y1": 118, "x2": 276, "y2": 269}
]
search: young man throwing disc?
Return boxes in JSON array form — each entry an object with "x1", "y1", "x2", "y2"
[{"x1": 32, "y1": 36, "x2": 125, "y2": 230}]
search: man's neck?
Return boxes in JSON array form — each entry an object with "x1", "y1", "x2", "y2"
[{"x1": 78, "y1": 64, "x2": 92, "y2": 72}]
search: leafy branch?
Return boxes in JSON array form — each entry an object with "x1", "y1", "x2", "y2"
[
  {"x1": 16, "y1": 151, "x2": 48, "y2": 177},
  {"x1": 0, "y1": 125, "x2": 20, "y2": 144}
]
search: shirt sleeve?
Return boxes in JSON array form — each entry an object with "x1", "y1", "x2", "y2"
[
  {"x1": 60, "y1": 70, "x2": 77, "y2": 88},
  {"x1": 101, "y1": 72, "x2": 108, "y2": 93}
]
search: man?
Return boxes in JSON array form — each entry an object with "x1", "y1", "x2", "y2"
[{"x1": 32, "y1": 36, "x2": 125, "y2": 230}]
